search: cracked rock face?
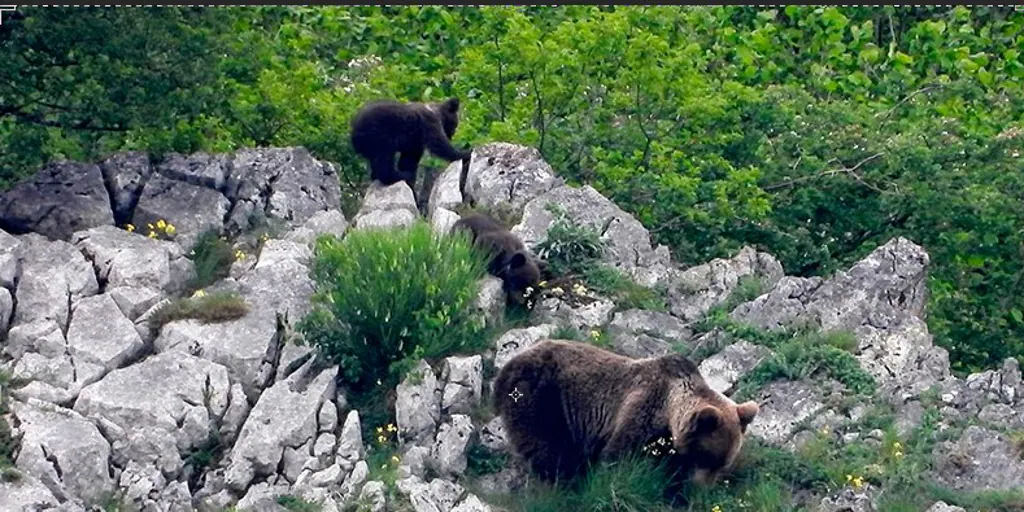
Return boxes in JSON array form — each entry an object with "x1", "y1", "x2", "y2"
[
  {"x1": 605, "y1": 309, "x2": 693, "y2": 358},
  {"x1": 12, "y1": 399, "x2": 115, "y2": 506},
  {"x1": 224, "y1": 366, "x2": 337, "y2": 492},
  {"x1": 493, "y1": 324, "x2": 557, "y2": 369},
  {"x1": 155, "y1": 250, "x2": 315, "y2": 400},
  {"x1": 133, "y1": 171, "x2": 231, "y2": 252},
  {"x1": 513, "y1": 184, "x2": 673, "y2": 288},
  {"x1": 72, "y1": 225, "x2": 195, "y2": 295},
  {"x1": 463, "y1": 143, "x2": 561, "y2": 213},
  {"x1": 697, "y1": 341, "x2": 772, "y2": 394},
  {"x1": 396, "y1": 360, "x2": 443, "y2": 446},
  {"x1": 0, "y1": 161, "x2": 115, "y2": 242},
  {"x1": 530, "y1": 296, "x2": 615, "y2": 333},
  {"x1": 12, "y1": 234, "x2": 99, "y2": 331},
  {"x1": 667, "y1": 245, "x2": 784, "y2": 323},
  {"x1": 932, "y1": 426, "x2": 1024, "y2": 492}
]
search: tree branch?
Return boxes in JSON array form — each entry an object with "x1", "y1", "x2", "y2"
[{"x1": 764, "y1": 152, "x2": 888, "y2": 193}]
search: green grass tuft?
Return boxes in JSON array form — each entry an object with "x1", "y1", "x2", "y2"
[{"x1": 147, "y1": 291, "x2": 250, "y2": 334}]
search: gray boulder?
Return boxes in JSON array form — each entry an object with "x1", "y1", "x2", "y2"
[
  {"x1": 224, "y1": 147, "x2": 342, "y2": 236},
  {"x1": 353, "y1": 181, "x2": 419, "y2": 231},
  {"x1": 512, "y1": 184, "x2": 673, "y2": 287},
  {"x1": 72, "y1": 225, "x2": 194, "y2": 295},
  {"x1": 932, "y1": 425, "x2": 1024, "y2": 492},
  {"x1": 605, "y1": 309, "x2": 692, "y2": 358},
  {"x1": 396, "y1": 360, "x2": 443, "y2": 446},
  {"x1": 12, "y1": 235, "x2": 98, "y2": 330},
  {"x1": 0, "y1": 161, "x2": 114, "y2": 241},
  {"x1": 667, "y1": 246, "x2": 784, "y2": 323},
  {"x1": 494, "y1": 324, "x2": 557, "y2": 369},
  {"x1": 463, "y1": 143, "x2": 560, "y2": 213},
  {"x1": 132, "y1": 171, "x2": 230, "y2": 252},
  {"x1": 698, "y1": 341, "x2": 772, "y2": 394},
  {"x1": 224, "y1": 367, "x2": 337, "y2": 492},
  {"x1": 13, "y1": 399, "x2": 115, "y2": 505}
]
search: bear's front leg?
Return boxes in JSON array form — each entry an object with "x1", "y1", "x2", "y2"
[{"x1": 602, "y1": 391, "x2": 660, "y2": 460}]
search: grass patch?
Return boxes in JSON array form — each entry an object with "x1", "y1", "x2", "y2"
[
  {"x1": 504, "y1": 453, "x2": 678, "y2": 512},
  {"x1": 582, "y1": 265, "x2": 668, "y2": 312},
  {"x1": 185, "y1": 230, "x2": 236, "y2": 293},
  {"x1": 733, "y1": 330, "x2": 874, "y2": 400},
  {"x1": 276, "y1": 495, "x2": 322, "y2": 512},
  {"x1": 147, "y1": 291, "x2": 250, "y2": 334}
]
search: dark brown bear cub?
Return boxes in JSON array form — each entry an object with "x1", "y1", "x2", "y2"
[
  {"x1": 350, "y1": 97, "x2": 471, "y2": 191},
  {"x1": 452, "y1": 212, "x2": 545, "y2": 307},
  {"x1": 493, "y1": 339, "x2": 759, "y2": 484}
]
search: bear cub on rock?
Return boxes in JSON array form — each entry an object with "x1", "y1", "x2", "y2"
[
  {"x1": 452, "y1": 212, "x2": 546, "y2": 307},
  {"x1": 350, "y1": 97, "x2": 471, "y2": 192},
  {"x1": 494, "y1": 339, "x2": 759, "y2": 484}
]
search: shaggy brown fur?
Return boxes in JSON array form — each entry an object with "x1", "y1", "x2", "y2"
[
  {"x1": 452, "y1": 212, "x2": 546, "y2": 306},
  {"x1": 350, "y1": 97, "x2": 471, "y2": 191},
  {"x1": 493, "y1": 339, "x2": 759, "y2": 484}
]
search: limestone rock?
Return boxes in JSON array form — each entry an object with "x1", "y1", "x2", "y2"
[
  {"x1": 512, "y1": 184, "x2": 672, "y2": 287},
  {"x1": 606, "y1": 309, "x2": 692, "y2": 358},
  {"x1": 431, "y1": 415, "x2": 475, "y2": 477},
  {"x1": 13, "y1": 399, "x2": 114, "y2": 505},
  {"x1": 224, "y1": 367, "x2": 336, "y2": 491},
  {"x1": 0, "y1": 161, "x2": 114, "y2": 241},
  {"x1": 667, "y1": 246, "x2": 784, "y2": 323},
  {"x1": 441, "y1": 356, "x2": 483, "y2": 415},
  {"x1": 396, "y1": 360, "x2": 442, "y2": 445},
  {"x1": 697, "y1": 341, "x2": 772, "y2": 394},
  {"x1": 494, "y1": 324, "x2": 557, "y2": 369}
]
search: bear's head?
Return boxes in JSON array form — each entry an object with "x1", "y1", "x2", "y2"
[
  {"x1": 502, "y1": 250, "x2": 543, "y2": 307},
  {"x1": 671, "y1": 397, "x2": 759, "y2": 484},
  {"x1": 432, "y1": 97, "x2": 461, "y2": 140}
]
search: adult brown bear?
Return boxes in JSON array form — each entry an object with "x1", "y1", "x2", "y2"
[
  {"x1": 452, "y1": 212, "x2": 545, "y2": 307},
  {"x1": 350, "y1": 97, "x2": 471, "y2": 192},
  {"x1": 493, "y1": 339, "x2": 759, "y2": 484}
]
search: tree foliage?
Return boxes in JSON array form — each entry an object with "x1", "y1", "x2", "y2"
[{"x1": 1, "y1": 6, "x2": 1022, "y2": 372}]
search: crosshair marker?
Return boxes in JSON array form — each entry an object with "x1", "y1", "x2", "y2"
[{"x1": 509, "y1": 387, "x2": 524, "y2": 403}]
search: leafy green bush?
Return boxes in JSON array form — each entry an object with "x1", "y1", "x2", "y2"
[
  {"x1": 582, "y1": 265, "x2": 668, "y2": 312},
  {"x1": 298, "y1": 222, "x2": 488, "y2": 391},
  {"x1": 534, "y1": 204, "x2": 605, "y2": 278}
]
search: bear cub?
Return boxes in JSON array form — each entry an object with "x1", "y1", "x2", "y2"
[
  {"x1": 350, "y1": 97, "x2": 471, "y2": 192},
  {"x1": 493, "y1": 339, "x2": 759, "y2": 484},
  {"x1": 452, "y1": 212, "x2": 545, "y2": 307}
]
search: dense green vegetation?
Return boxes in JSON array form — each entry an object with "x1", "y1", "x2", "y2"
[{"x1": 2, "y1": 6, "x2": 1022, "y2": 372}]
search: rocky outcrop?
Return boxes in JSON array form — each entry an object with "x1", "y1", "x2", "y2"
[{"x1": 1, "y1": 143, "x2": 1021, "y2": 512}]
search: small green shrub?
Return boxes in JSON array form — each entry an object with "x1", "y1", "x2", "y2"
[
  {"x1": 733, "y1": 330, "x2": 874, "y2": 400},
  {"x1": 466, "y1": 444, "x2": 508, "y2": 477},
  {"x1": 186, "y1": 230, "x2": 236, "y2": 293},
  {"x1": 535, "y1": 204, "x2": 605, "y2": 278},
  {"x1": 0, "y1": 370, "x2": 21, "y2": 483},
  {"x1": 297, "y1": 221, "x2": 488, "y2": 392},
  {"x1": 147, "y1": 291, "x2": 250, "y2": 334}
]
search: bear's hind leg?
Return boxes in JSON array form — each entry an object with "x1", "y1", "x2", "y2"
[
  {"x1": 397, "y1": 148, "x2": 424, "y2": 196},
  {"x1": 369, "y1": 153, "x2": 401, "y2": 186}
]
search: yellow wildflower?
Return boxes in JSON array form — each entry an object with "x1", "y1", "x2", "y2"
[
  {"x1": 590, "y1": 330, "x2": 601, "y2": 339},
  {"x1": 156, "y1": 219, "x2": 167, "y2": 230},
  {"x1": 894, "y1": 450, "x2": 904, "y2": 459},
  {"x1": 235, "y1": 250, "x2": 245, "y2": 261},
  {"x1": 391, "y1": 455, "x2": 400, "y2": 464},
  {"x1": 165, "y1": 224, "x2": 176, "y2": 235},
  {"x1": 125, "y1": 224, "x2": 136, "y2": 233},
  {"x1": 845, "y1": 474, "x2": 864, "y2": 489},
  {"x1": 376, "y1": 427, "x2": 384, "y2": 434},
  {"x1": 538, "y1": 280, "x2": 548, "y2": 288},
  {"x1": 148, "y1": 231, "x2": 157, "y2": 239},
  {"x1": 377, "y1": 435, "x2": 386, "y2": 444},
  {"x1": 147, "y1": 223, "x2": 154, "y2": 231},
  {"x1": 712, "y1": 506, "x2": 723, "y2": 512},
  {"x1": 192, "y1": 290, "x2": 207, "y2": 299},
  {"x1": 387, "y1": 424, "x2": 398, "y2": 433}
]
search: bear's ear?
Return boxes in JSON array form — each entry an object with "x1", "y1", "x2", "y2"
[
  {"x1": 693, "y1": 405, "x2": 723, "y2": 434},
  {"x1": 507, "y1": 251, "x2": 528, "y2": 270},
  {"x1": 442, "y1": 97, "x2": 460, "y2": 113},
  {"x1": 736, "y1": 401, "x2": 759, "y2": 428}
]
